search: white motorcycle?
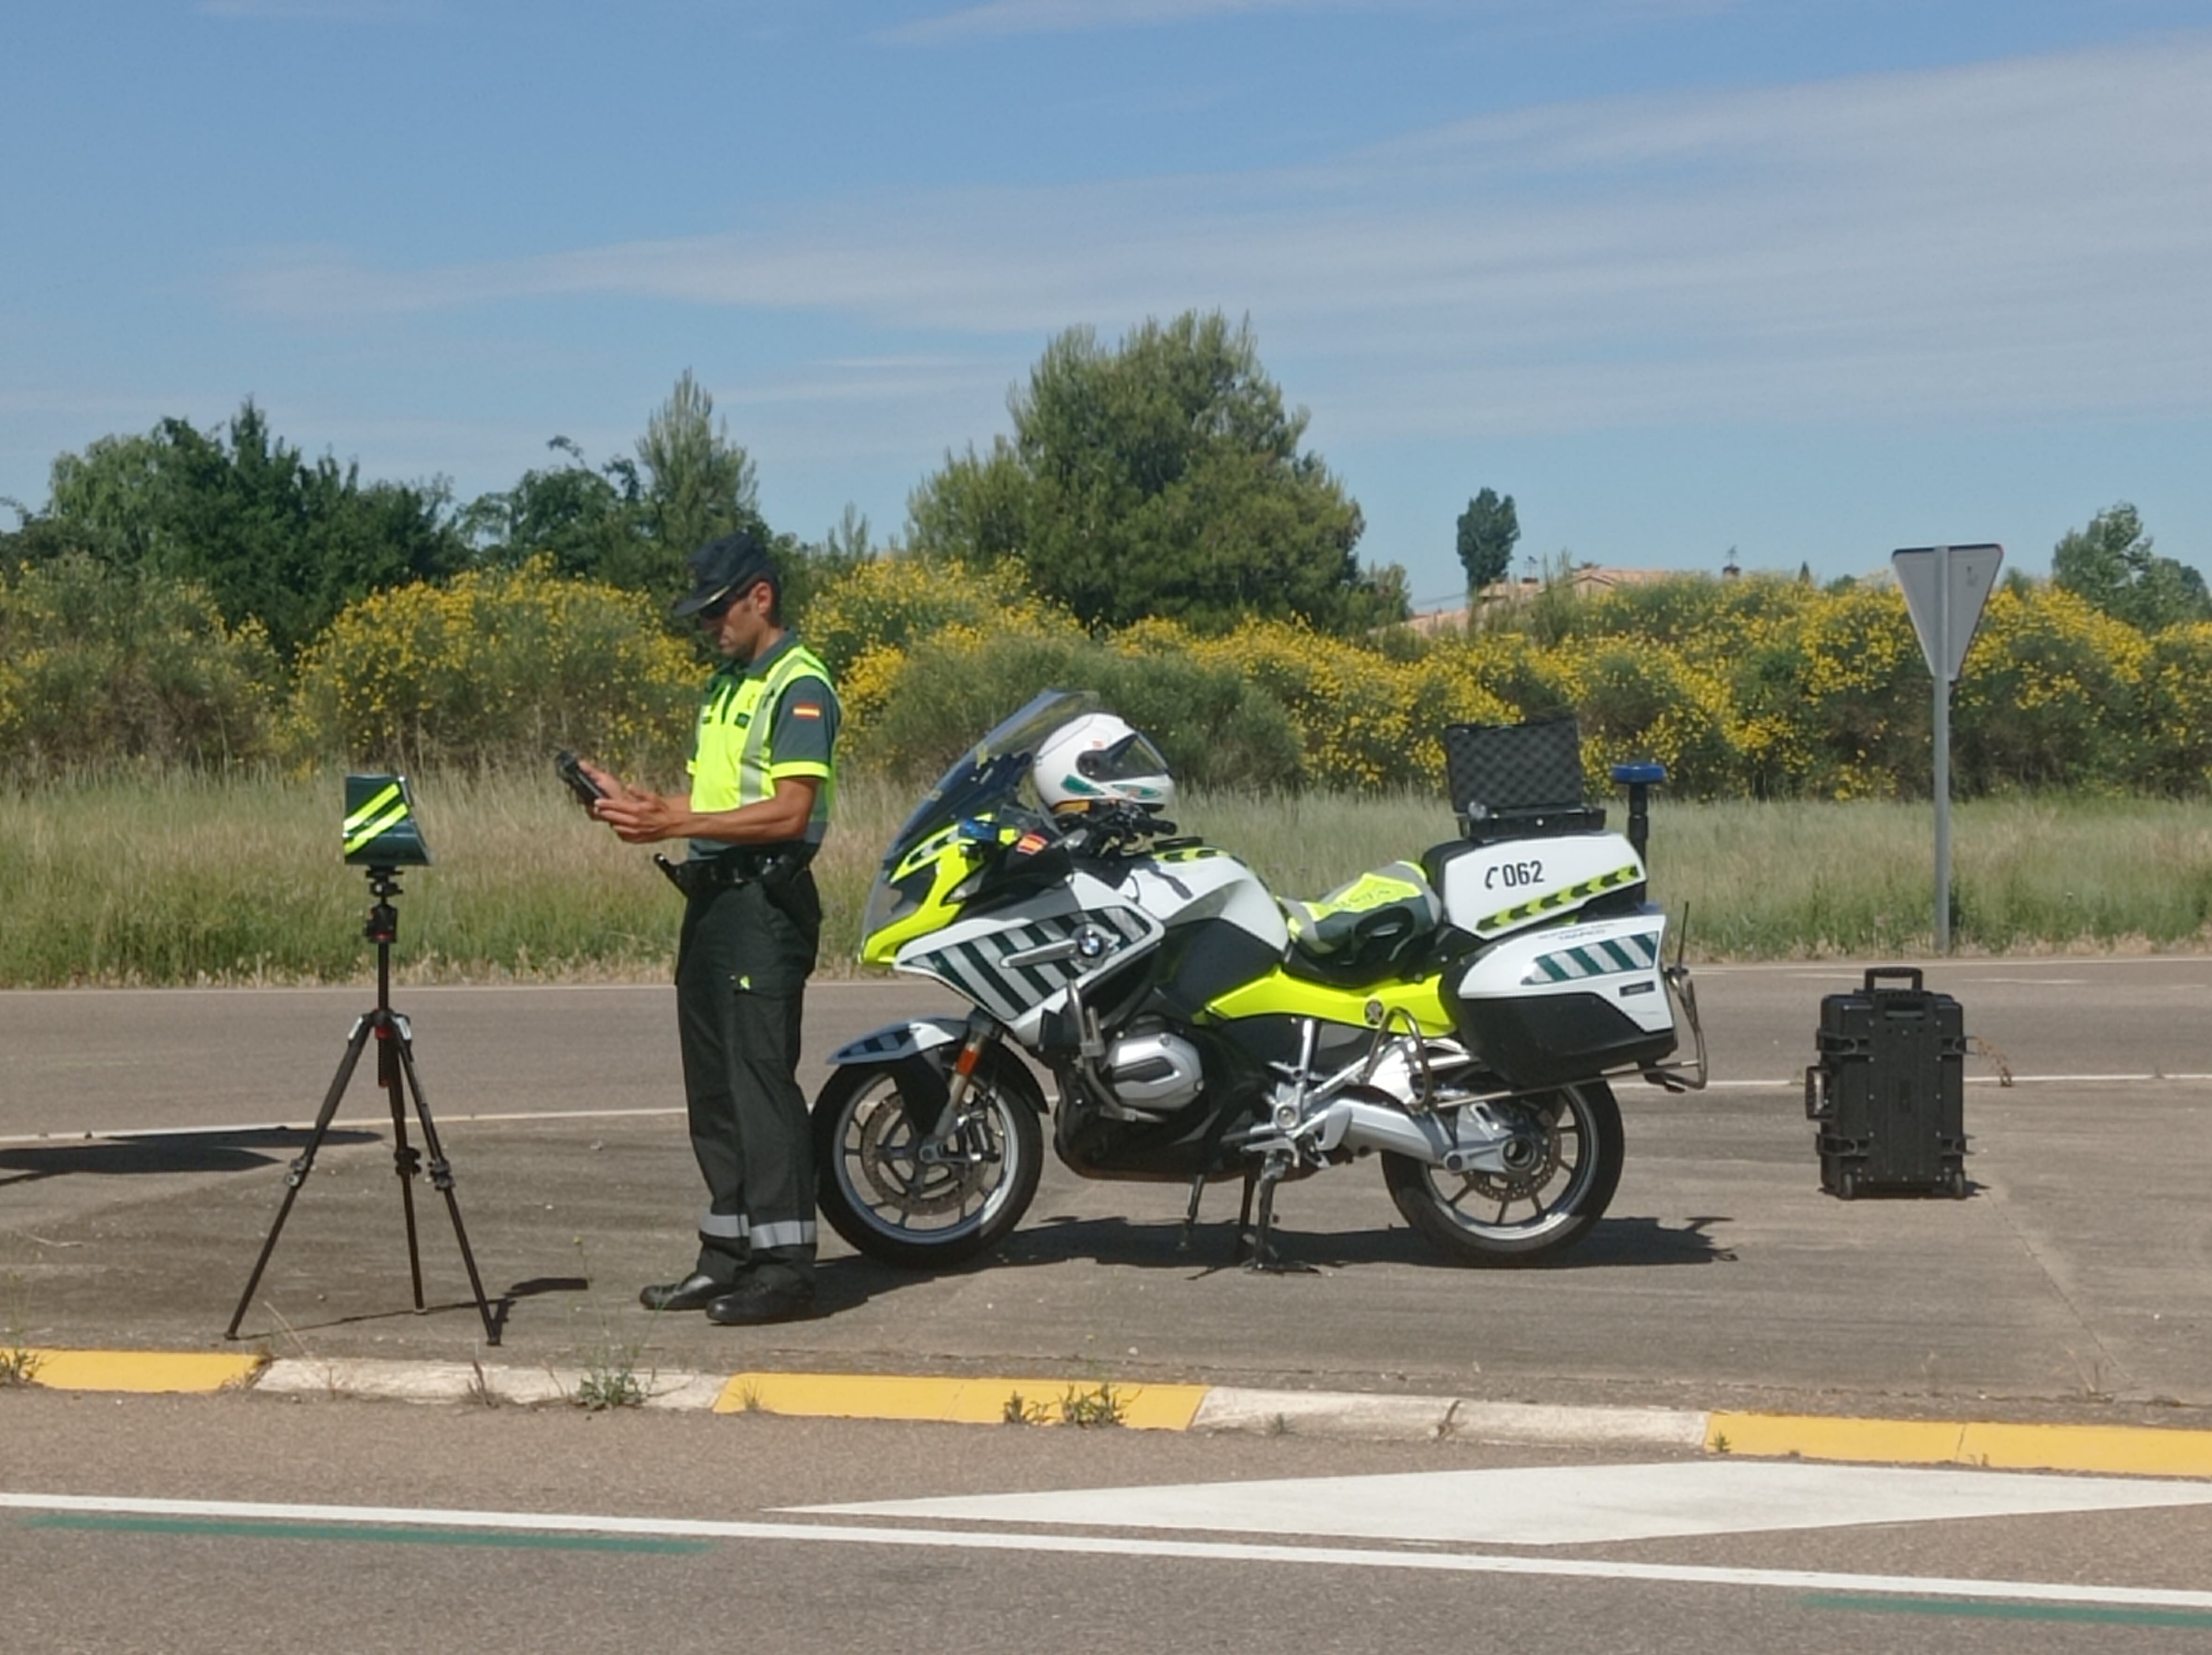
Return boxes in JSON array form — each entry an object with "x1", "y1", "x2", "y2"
[{"x1": 814, "y1": 691, "x2": 1704, "y2": 1269}]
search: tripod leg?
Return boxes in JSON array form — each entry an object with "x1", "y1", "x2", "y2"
[
  {"x1": 227, "y1": 1014, "x2": 375, "y2": 1341},
  {"x1": 378, "y1": 1012, "x2": 427, "y2": 1312},
  {"x1": 392, "y1": 1021, "x2": 501, "y2": 1346}
]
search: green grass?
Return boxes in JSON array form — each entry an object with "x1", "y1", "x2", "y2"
[{"x1": 4, "y1": 770, "x2": 2211, "y2": 986}]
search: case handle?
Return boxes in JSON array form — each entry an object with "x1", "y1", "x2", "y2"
[{"x1": 1863, "y1": 966, "x2": 1924, "y2": 993}]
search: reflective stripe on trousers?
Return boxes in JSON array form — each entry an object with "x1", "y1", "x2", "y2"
[{"x1": 698, "y1": 1214, "x2": 816, "y2": 1249}]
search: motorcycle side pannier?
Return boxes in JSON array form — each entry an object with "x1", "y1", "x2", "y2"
[
  {"x1": 1803, "y1": 967, "x2": 1968, "y2": 1199},
  {"x1": 1451, "y1": 919, "x2": 1677, "y2": 1090}
]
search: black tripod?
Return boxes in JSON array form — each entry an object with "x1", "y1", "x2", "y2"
[{"x1": 226, "y1": 866, "x2": 499, "y2": 1344}]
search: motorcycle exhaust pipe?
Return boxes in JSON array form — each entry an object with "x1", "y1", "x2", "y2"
[{"x1": 1311, "y1": 1096, "x2": 1520, "y2": 1174}]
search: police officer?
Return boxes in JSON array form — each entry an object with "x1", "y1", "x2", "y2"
[{"x1": 580, "y1": 526, "x2": 839, "y2": 1325}]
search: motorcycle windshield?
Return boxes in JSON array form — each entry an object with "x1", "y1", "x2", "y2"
[{"x1": 860, "y1": 689, "x2": 1100, "y2": 945}]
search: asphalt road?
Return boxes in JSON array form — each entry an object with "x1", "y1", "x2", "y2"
[
  {"x1": 3, "y1": 957, "x2": 2210, "y2": 1415},
  {"x1": 7, "y1": 954, "x2": 2211, "y2": 1142}
]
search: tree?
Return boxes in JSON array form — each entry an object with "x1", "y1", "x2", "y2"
[
  {"x1": 41, "y1": 402, "x2": 466, "y2": 657},
  {"x1": 461, "y1": 436, "x2": 651, "y2": 587},
  {"x1": 637, "y1": 369, "x2": 760, "y2": 582},
  {"x1": 907, "y1": 311, "x2": 1401, "y2": 632},
  {"x1": 774, "y1": 506, "x2": 877, "y2": 633},
  {"x1": 466, "y1": 374, "x2": 771, "y2": 616},
  {"x1": 2052, "y1": 503, "x2": 2210, "y2": 632},
  {"x1": 1455, "y1": 488, "x2": 1519, "y2": 595}
]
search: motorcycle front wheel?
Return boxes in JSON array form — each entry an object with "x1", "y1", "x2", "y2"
[
  {"x1": 1381, "y1": 1080, "x2": 1623, "y2": 1266},
  {"x1": 812, "y1": 1050, "x2": 1044, "y2": 1268}
]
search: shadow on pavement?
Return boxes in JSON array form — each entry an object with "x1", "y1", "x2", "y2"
[
  {"x1": 804, "y1": 1210, "x2": 1739, "y2": 1314},
  {"x1": 0, "y1": 1127, "x2": 378, "y2": 1188}
]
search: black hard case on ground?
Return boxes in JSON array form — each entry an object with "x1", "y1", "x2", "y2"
[{"x1": 1804, "y1": 967, "x2": 1969, "y2": 1199}]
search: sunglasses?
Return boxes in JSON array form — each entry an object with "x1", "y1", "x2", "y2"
[{"x1": 697, "y1": 579, "x2": 765, "y2": 623}]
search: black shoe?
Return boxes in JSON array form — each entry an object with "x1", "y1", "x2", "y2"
[
  {"x1": 638, "y1": 1271, "x2": 728, "y2": 1313},
  {"x1": 706, "y1": 1276, "x2": 817, "y2": 1325}
]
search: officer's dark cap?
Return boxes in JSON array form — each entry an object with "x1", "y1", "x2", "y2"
[{"x1": 672, "y1": 527, "x2": 778, "y2": 619}]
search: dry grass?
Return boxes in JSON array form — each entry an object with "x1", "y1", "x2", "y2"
[{"x1": 4, "y1": 769, "x2": 2209, "y2": 986}]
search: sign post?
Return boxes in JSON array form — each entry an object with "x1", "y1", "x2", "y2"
[{"x1": 1892, "y1": 543, "x2": 2002, "y2": 953}]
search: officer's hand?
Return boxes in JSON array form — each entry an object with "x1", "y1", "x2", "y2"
[
  {"x1": 577, "y1": 758, "x2": 635, "y2": 806},
  {"x1": 593, "y1": 788, "x2": 682, "y2": 845}
]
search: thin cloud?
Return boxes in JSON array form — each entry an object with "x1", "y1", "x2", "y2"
[
  {"x1": 884, "y1": 0, "x2": 1723, "y2": 43},
  {"x1": 228, "y1": 35, "x2": 2212, "y2": 439},
  {"x1": 199, "y1": 0, "x2": 434, "y2": 19},
  {"x1": 885, "y1": 0, "x2": 1364, "y2": 44}
]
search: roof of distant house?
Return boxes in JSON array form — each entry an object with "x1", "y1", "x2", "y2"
[{"x1": 1403, "y1": 566, "x2": 1687, "y2": 634}]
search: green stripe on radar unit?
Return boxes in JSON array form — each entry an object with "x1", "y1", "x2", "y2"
[{"x1": 1475, "y1": 863, "x2": 1640, "y2": 933}]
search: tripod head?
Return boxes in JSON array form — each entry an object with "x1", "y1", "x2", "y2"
[{"x1": 363, "y1": 864, "x2": 405, "y2": 945}]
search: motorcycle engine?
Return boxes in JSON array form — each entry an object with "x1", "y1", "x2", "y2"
[{"x1": 1099, "y1": 1024, "x2": 1206, "y2": 1117}]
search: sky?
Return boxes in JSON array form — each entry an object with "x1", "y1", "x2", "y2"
[{"x1": 4, "y1": 2, "x2": 2209, "y2": 608}]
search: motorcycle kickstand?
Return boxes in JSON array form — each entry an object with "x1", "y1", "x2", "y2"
[
  {"x1": 1177, "y1": 1174, "x2": 1206, "y2": 1253},
  {"x1": 1240, "y1": 1151, "x2": 1318, "y2": 1274}
]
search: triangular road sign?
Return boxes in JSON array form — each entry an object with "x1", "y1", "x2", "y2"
[{"x1": 1893, "y1": 544, "x2": 2002, "y2": 681}]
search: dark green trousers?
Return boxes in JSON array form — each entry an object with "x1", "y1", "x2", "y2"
[{"x1": 674, "y1": 872, "x2": 821, "y2": 1287}]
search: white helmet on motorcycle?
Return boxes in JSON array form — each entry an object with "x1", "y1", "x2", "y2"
[{"x1": 1032, "y1": 712, "x2": 1176, "y2": 815}]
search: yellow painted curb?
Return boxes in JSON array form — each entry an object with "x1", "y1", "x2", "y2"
[
  {"x1": 716, "y1": 1372, "x2": 1209, "y2": 1430},
  {"x1": 1707, "y1": 1411, "x2": 2212, "y2": 1479},
  {"x1": 23, "y1": 1349, "x2": 265, "y2": 1394}
]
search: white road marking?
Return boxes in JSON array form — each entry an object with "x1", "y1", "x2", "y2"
[
  {"x1": 803, "y1": 1461, "x2": 2212, "y2": 1548},
  {"x1": 13, "y1": 1068, "x2": 2212, "y2": 1147},
  {"x1": 0, "y1": 1107, "x2": 686, "y2": 1146},
  {"x1": 6, "y1": 1490, "x2": 2211, "y2": 1610},
  {"x1": 1623, "y1": 1073, "x2": 2212, "y2": 1092}
]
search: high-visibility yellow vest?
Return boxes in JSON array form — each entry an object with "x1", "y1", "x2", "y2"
[{"x1": 687, "y1": 637, "x2": 837, "y2": 847}]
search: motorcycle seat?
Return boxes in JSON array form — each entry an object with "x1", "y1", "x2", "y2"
[{"x1": 1281, "y1": 860, "x2": 1442, "y2": 976}]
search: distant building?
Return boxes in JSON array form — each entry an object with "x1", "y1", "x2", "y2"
[{"x1": 1404, "y1": 566, "x2": 1680, "y2": 634}]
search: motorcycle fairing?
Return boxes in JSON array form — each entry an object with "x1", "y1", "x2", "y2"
[
  {"x1": 1115, "y1": 852, "x2": 1288, "y2": 952},
  {"x1": 1199, "y1": 966, "x2": 1456, "y2": 1035},
  {"x1": 891, "y1": 877, "x2": 1164, "y2": 1046},
  {"x1": 827, "y1": 1017, "x2": 968, "y2": 1068}
]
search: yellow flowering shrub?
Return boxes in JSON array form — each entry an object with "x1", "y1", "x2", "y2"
[
  {"x1": 288, "y1": 558, "x2": 698, "y2": 772},
  {"x1": 842, "y1": 617, "x2": 1303, "y2": 788},
  {"x1": 1955, "y1": 584, "x2": 2148, "y2": 792},
  {"x1": 1139, "y1": 620, "x2": 1507, "y2": 792},
  {"x1": 801, "y1": 555, "x2": 1077, "y2": 679},
  {"x1": 1783, "y1": 583, "x2": 1927, "y2": 798},
  {"x1": 1540, "y1": 640, "x2": 1743, "y2": 799},
  {"x1": 2139, "y1": 623, "x2": 2212, "y2": 794},
  {"x1": 0, "y1": 554, "x2": 278, "y2": 771}
]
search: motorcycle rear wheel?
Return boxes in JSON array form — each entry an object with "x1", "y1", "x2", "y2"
[
  {"x1": 813, "y1": 1050, "x2": 1044, "y2": 1268},
  {"x1": 1381, "y1": 1080, "x2": 1623, "y2": 1266}
]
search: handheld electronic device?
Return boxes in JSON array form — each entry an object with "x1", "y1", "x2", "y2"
[{"x1": 555, "y1": 750, "x2": 607, "y2": 806}]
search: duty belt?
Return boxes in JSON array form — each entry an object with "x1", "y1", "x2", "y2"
[{"x1": 654, "y1": 845, "x2": 812, "y2": 899}]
